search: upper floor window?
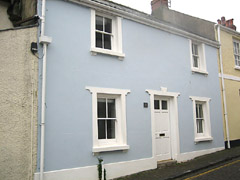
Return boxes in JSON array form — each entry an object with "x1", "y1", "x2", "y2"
[
  {"x1": 233, "y1": 40, "x2": 240, "y2": 68},
  {"x1": 192, "y1": 43, "x2": 200, "y2": 68},
  {"x1": 95, "y1": 15, "x2": 112, "y2": 50},
  {"x1": 189, "y1": 40, "x2": 208, "y2": 75},
  {"x1": 91, "y1": 10, "x2": 125, "y2": 59}
]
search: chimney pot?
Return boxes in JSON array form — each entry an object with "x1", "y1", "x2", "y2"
[
  {"x1": 226, "y1": 20, "x2": 230, "y2": 27},
  {"x1": 229, "y1": 19, "x2": 233, "y2": 26},
  {"x1": 221, "y1": 16, "x2": 226, "y2": 26},
  {"x1": 217, "y1": 17, "x2": 236, "y2": 31}
]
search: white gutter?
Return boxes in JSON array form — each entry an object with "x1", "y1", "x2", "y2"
[
  {"x1": 39, "y1": 0, "x2": 52, "y2": 180},
  {"x1": 216, "y1": 24, "x2": 230, "y2": 149}
]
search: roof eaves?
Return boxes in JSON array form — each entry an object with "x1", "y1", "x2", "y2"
[
  {"x1": 218, "y1": 24, "x2": 240, "y2": 37},
  {"x1": 66, "y1": 0, "x2": 219, "y2": 48}
]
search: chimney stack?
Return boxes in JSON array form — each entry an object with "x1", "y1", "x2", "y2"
[
  {"x1": 217, "y1": 16, "x2": 236, "y2": 31},
  {"x1": 151, "y1": 0, "x2": 169, "y2": 12}
]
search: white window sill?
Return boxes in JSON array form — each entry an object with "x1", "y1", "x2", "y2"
[
  {"x1": 194, "y1": 136, "x2": 213, "y2": 143},
  {"x1": 93, "y1": 144, "x2": 129, "y2": 153},
  {"x1": 90, "y1": 47, "x2": 125, "y2": 60},
  {"x1": 234, "y1": 66, "x2": 240, "y2": 70},
  {"x1": 191, "y1": 68, "x2": 208, "y2": 75}
]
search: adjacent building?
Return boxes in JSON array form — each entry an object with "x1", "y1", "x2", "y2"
[
  {"x1": 216, "y1": 17, "x2": 240, "y2": 148},
  {"x1": 34, "y1": 0, "x2": 224, "y2": 179},
  {"x1": 0, "y1": 1, "x2": 38, "y2": 180}
]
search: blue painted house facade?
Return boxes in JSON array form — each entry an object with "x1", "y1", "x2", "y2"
[{"x1": 35, "y1": 0, "x2": 224, "y2": 179}]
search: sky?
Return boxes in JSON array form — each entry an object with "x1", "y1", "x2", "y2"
[{"x1": 111, "y1": 0, "x2": 240, "y2": 31}]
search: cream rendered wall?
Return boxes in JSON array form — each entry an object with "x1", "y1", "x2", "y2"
[
  {"x1": 0, "y1": 27, "x2": 38, "y2": 180},
  {"x1": 221, "y1": 30, "x2": 240, "y2": 77},
  {"x1": 219, "y1": 29, "x2": 240, "y2": 143},
  {"x1": 0, "y1": 2, "x2": 13, "y2": 30},
  {"x1": 224, "y1": 79, "x2": 240, "y2": 140}
]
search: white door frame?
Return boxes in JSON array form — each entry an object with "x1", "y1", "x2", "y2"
[{"x1": 146, "y1": 88, "x2": 180, "y2": 162}]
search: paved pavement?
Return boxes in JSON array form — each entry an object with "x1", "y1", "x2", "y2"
[{"x1": 115, "y1": 146, "x2": 240, "y2": 180}]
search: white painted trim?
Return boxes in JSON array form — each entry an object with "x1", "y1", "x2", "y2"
[
  {"x1": 234, "y1": 66, "x2": 240, "y2": 70},
  {"x1": 67, "y1": 0, "x2": 220, "y2": 48},
  {"x1": 86, "y1": 86, "x2": 130, "y2": 152},
  {"x1": 189, "y1": 96, "x2": 212, "y2": 142},
  {"x1": 146, "y1": 89, "x2": 180, "y2": 98},
  {"x1": 34, "y1": 157, "x2": 156, "y2": 180},
  {"x1": 86, "y1": 86, "x2": 130, "y2": 95},
  {"x1": 90, "y1": 9, "x2": 95, "y2": 49},
  {"x1": 90, "y1": 9, "x2": 125, "y2": 59},
  {"x1": 146, "y1": 89, "x2": 180, "y2": 163},
  {"x1": 177, "y1": 147, "x2": 224, "y2": 162},
  {"x1": 93, "y1": 144, "x2": 129, "y2": 153},
  {"x1": 189, "y1": 96, "x2": 211, "y2": 102},
  {"x1": 189, "y1": 40, "x2": 208, "y2": 74},
  {"x1": 191, "y1": 68, "x2": 208, "y2": 75},
  {"x1": 219, "y1": 73, "x2": 240, "y2": 82},
  {"x1": 90, "y1": 47, "x2": 125, "y2": 58},
  {"x1": 194, "y1": 136, "x2": 213, "y2": 143}
]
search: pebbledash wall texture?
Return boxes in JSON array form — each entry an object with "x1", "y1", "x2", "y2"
[{"x1": 0, "y1": 27, "x2": 38, "y2": 180}]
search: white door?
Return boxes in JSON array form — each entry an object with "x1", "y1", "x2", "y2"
[{"x1": 154, "y1": 97, "x2": 172, "y2": 161}]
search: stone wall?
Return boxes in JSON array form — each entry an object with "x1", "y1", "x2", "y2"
[{"x1": 0, "y1": 27, "x2": 38, "y2": 180}]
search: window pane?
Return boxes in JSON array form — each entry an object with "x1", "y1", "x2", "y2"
[
  {"x1": 96, "y1": 32, "x2": 103, "y2": 48},
  {"x1": 196, "y1": 104, "x2": 199, "y2": 118},
  {"x1": 161, "y1": 100, "x2": 168, "y2": 110},
  {"x1": 98, "y1": 98, "x2": 106, "y2": 118},
  {"x1": 98, "y1": 120, "x2": 106, "y2": 139},
  {"x1": 107, "y1": 99, "x2": 116, "y2": 118},
  {"x1": 107, "y1": 120, "x2": 115, "y2": 139},
  {"x1": 236, "y1": 43, "x2": 240, "y2": 54},
  {"x1": 199, "y1": 104, "x2": 203, "y2": 118},
  {"x1": 192, "y1": 44, "x2": 198, "y2": 55},
  {"x1": 193, "y1": 56, "x2": 199, "y2": 68},
  {"x1": 235, "y1": 55, "x2": 240, "y2": 66},
  {"x1": 104, "y1": 17, "x2": 112, "y2": 33},
  {"x1": 154, "y1": 100, "x2": 160, "y2": 110},
  {"x1": 197, "y1": 119, "x2": 203, "y2": 133},
  {"x1": 104, "y1": 34, "x2": 111, "y2": 50},
  {"x1": 96, "y1": 15, "x2": 103, "y2": 31}
]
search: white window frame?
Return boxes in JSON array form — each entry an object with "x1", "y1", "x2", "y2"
[
  {"x1": 86, "y1": 86, "x2": 130, "y2": 153},
  {"x1": 189, "y1": 40, "x2": 208, "y2": 75},
  {"x1": 90, "y1": 9, "x2": 125, "y2": 59},
  {"x1": 190, "y1": 96, "x2": 212, "y2": 142},
  {"x1": 233, "y1": 39, "x2": 240, "y2": 70}
]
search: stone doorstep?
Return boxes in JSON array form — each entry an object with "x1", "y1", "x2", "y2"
[{"x1": 157, "y1": 159, "x2": 177, "y2": 168}]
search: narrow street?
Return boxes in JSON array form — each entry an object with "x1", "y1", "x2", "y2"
[
  {"x1": 116, "y1": 147, "x2": 240, "y2": 180},
  {"x1": 178, "y1": 157, "x2": 240, "y2": 180}
]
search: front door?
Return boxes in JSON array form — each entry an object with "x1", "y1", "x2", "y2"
[{"x1": 154, "y1": 97, "x2": 171, "y2": 161}]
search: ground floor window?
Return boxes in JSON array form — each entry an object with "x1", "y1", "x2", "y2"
[
  {"x1": 86, "y1": 86, "x2": 130, "y2": 152},
  {"x1": 190, "y1": 96, "x2": 213, "y2": 142}
]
